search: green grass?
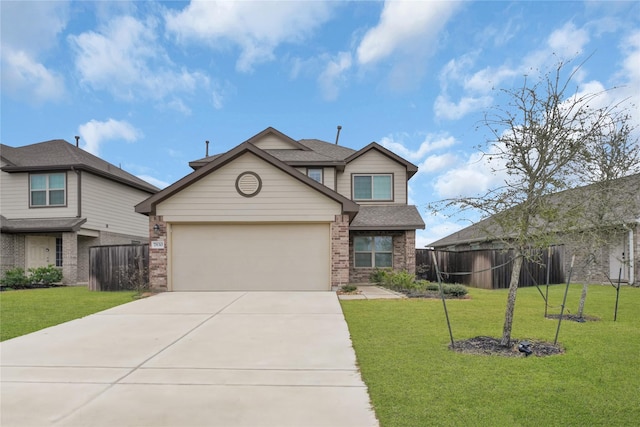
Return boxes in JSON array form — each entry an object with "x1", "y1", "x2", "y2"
[
  {"x1": 341, "y1": 284, "x2": 640, "y2": 427},
  {"x1": 0, "y1": 287, "x2": 137, "y2": 341}
]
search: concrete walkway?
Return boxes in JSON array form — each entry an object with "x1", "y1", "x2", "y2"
[
  {"x1": 338, "y1": 285, "x2": 405, "y2": 300},
  {"x1": 0, "y1": 292, "x2": 378, "y2": 427}
]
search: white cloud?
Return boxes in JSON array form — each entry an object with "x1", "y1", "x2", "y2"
[
  {"x1": 0, "y1": 1, "x2": 69, "y2": 103},
  {"x1": 434, "y1": 94, "x2": 493, "y2": 120},
  {"x1": 547, "y1": 22, "x2": 590, "y2": 58},
  {"x1": 417, "y1": 212, "x2": 469, "y2": 247},
  {"x1": 1, "y1": 49, "x2": 66, "y2": 104},
  {"x1": 433, "y1": 150, "x2": 509, "y2": 199},
  {"x1": 211, "y1": 80, "x2": 236, "y2": 110},
  {"x1": 137, "y1": 174, "x2": 169, "y2": 189},
  {"x1": 356, "y1": 1, "x2": 461, "y2": 65},
  {"x1": 165, "y1": 1, "x2": 334, "y2": 72},
  {"x1": 78, "y1": 119, "x2": 142, "y2": 156},
  {"x1": 418, "y1": 153, "x2": 459, "y2": 174},
  {"x1": 380, "y1": 133, "x2": 457, "y2": 162},
  {"x1": 0, "y1": 1, "x2": 69, "y2": 54},
  {"x1": 69, "y1": 15, "x2": 209, "y2": 105},
  {"x1": 318, "y1": 52, "x2": 353, "y2": 101},
  {"x1": 435, "y1": 21, "x2": 594, "y2": 121}
]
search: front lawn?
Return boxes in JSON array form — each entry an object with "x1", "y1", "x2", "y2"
[
  {"x1": 0, "y1": 287, "x2": 137, "y2": 341},
  {"x1": 341, "y1": 284, "x2": 640, "y2": 427}
]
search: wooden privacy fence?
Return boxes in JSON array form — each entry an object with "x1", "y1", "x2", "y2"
[
  {"x1": 89, "y1": 244, "x2": 149, "y2": 291},
  {"x1": 416, "y1": 247, "x2": 565, "y2": 289}
]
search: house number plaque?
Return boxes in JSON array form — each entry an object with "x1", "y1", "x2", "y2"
[{"x1": 151, "y1": 240, "x2": 165, "y2": 249}]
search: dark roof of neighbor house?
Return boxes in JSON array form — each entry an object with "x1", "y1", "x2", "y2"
[
  {"x1": 136, "y1": 142, "x2": 360, "y2": 218},
  {"x1": 1, "y1": 140, "x2": 159, "y2": 193},
  {"x1": 429, "y1": 173, "x2": 640, "y2": 248},
  {"x1": 350, "y1": 205, "x2": 426, "y2": 230},
  {"x1": 188, "y1": 128, "x2": 418, "y2": 178},
  {"x1": 0, "y1": 215, "x2": 87, "y2": 233}
]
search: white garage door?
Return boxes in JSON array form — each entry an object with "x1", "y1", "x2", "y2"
[{"x1": 171, "y1": 223, "x2": 331, "y2": 291}]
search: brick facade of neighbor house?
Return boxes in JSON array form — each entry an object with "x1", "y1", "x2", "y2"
[
  {"x1": 331, "y1": 215, "x2": 350, "y2": 289},
  {"x1": 348, "y1": 230, "x2": 417, "y2": 283},
  {"x1": 61, "y1": 232, "x2": 78, "y2": 285},
  {"x1": 148, "y1": 215, "x2": 168, "y2": 291}
]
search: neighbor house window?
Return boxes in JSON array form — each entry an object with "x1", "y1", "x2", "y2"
[
  {"x1": 353, "y1": 174, "x2": 392, "y2": 200},
  {"x1": 30, "y1": 173, "x2": 66, "y2": 207},
  {"x1": 55, "y1": 237, "x2": 63, "y2": 267},
  {"x1": 354, "y1": 236, "x2": 393, "y2": 268},
  {"x1": 307, "y1": 168, "x2": 323, "y2": 183}
]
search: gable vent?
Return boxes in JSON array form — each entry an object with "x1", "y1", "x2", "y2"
[{"x1": 235, "y1": 171, "x2": 262, "y2": 197}]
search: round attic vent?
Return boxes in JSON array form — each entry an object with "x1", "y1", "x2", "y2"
[{"x1": 236, "y1": 171, "x2": 262, "y2": 197}]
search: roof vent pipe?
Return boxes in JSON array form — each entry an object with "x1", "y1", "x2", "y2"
[
  {"x1": 206, "y1": 140, "x2": 210, "y2": 157},
  {"x1": 335, "y1": 125, "x2": 342, "y2": 145},
  {"x1": 75, "y1": 136, "x2": 80, "y2": 148}
]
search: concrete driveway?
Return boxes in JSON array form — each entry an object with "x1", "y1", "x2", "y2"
[{"x1": 0, "y1": 292, "x2": 378, "y2": 427}]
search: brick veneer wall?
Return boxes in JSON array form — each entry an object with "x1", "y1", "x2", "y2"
[
  {"x1": 349, "y1": 230, "x2": 417, "y2": 283},
  {"x1": 62, "y1": 232, "x2": 78, "y2": 284},
  {"x1": 0, "y1": 233, "x2": 24, "y2": 277},
  {"x1": 331, "y1": 215, "x2": 350, "y2": 289},
  {"x1": 148, "y1": 215, "x2": 168, "y2": 291}
]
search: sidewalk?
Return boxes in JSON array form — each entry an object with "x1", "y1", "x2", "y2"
[{"x1": 338, "y1": 285, "x2": 405, "y2": 300}]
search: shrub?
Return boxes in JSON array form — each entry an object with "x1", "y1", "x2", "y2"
[
  {"x1": 390, "y1": 271, "x2": 417, "y2": 290},
  {"x1": 0, "y1": 268, "x2": 30, "y2": 287},
  {"x1": 425, "y1": 282, "x2": 440, "y2": 292},
  {"x1": 28, "y1": 265, "x2": 63, "y2": 285},
  {"x1": 341, "y1": 284, "x2": 358, "y2": 293},
  {"x1": 443, "y1": 284, "x2": 468, "y2": 297},
  {"x1": 370, "y1": 268, "x2": 391, "y2": 284}
]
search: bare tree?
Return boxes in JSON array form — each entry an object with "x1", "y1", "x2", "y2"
[
  {"x1": 570, "y1": 111, "x2": 639, "y2": 317},
  {"x1": 435, "y1": 58, "x2": 630, "y2": 346}
]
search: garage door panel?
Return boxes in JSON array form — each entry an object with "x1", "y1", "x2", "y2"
[{"x1": 171, "y1": 224, "x2": 330, "y2": 291}]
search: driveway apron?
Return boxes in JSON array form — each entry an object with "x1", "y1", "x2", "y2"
[{"x1": 0, "y1": 292, "x2": 379, "y2": 427}]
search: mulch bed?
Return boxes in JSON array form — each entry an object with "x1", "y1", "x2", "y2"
[
  {"x1": 545, "y1": 314, "x2": 599, "y2": 323},
  {"x1": 450, "y1": 336, "x2": 564, "y2": 357}
]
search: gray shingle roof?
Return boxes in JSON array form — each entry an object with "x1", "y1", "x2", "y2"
[
  {"x1": 1, "y1": 140, "x2": 159, "y2": 193},
  {"x1": 429, "y1": 173, "x2": 640, "y2": 248},
  {"x1": 0, "y1": 215, "x2": 87, "y2": 233},
  {"x1": 350, "y1": 205, "x2": 425, "y2": 230}
]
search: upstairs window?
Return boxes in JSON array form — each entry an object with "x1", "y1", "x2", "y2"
[
  {"x1": 353, "y1": 174, "x2": 392, "y2": 201},
  {"x1": 30, "y1": 173, "x2": 66, "y2": 207},
  {"x1": 354, "y1": 236, "x2": 393, "y2": 268},
  {"x1": 307, "y1": 168, "x2": 323, "y2": 184}
]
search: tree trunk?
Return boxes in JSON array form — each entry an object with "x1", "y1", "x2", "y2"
[
  {"x1": 500, "y1": 252, "x2": 523, "y2": 347},
  {"x1": 577, "y1": 283, "x2": 588, "y2": 318}
]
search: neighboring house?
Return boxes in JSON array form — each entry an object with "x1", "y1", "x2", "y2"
[
  {"x1": 429, "y1": 173, "x2": 640, "y2": 286},
  {"x1": 136, "y1": 127, "x2": 425, "y2": 291},
  {"x1": 1, "y1": 139, "x2": 159, "y2": 284}
]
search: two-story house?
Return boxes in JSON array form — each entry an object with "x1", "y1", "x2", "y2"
[
  {"x1": 135, "y1": 127, "x2": 425, "y2": 291},
  {"x1": 1, "y1": 139, "x2": 159, "y2": 284}
]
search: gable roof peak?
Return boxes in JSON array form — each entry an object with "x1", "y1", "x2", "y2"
[{"x1": 245, "y1": 127, "x2": 311, "y2": 151}]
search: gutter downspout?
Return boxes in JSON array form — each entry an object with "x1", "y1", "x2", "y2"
[
  {"x1": 629, "y1": 220, "x2": 637, "y2": 286},
  {"x1": 72, "y1": 167, "x2": 81, "y2": 218}
]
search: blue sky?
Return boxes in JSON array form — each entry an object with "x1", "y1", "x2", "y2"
[{"x1": 2, "y1": 1, "x2": 639, "y2": 247}]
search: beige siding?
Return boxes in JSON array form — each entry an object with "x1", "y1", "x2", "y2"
[
  {"x1": 156, "y1": 153, "x2": 341, "y2": 222},
  {"x1": 157, "y1": 152, "x2": 341, "y2": 222},
  {"x1": 251, "y1": 134, "x2": 299, "y2": 149},
  {"x1": 81, "y1": 172, "x2": 151, "y2": 237},
  {"x1": 324, "y1": 167, "x2": 336, "y2": 191},
  {"x1": 336, "y1": 150, "x2": 407, "y2": 204},
  {"x1": 0, "y1": 169, "x2": 78, "y2": 219}
]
